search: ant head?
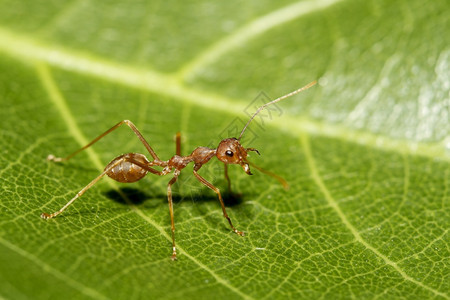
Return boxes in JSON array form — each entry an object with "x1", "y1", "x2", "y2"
[{"x1": 216, "y1": 138, "x2": 257, "y2": 175}]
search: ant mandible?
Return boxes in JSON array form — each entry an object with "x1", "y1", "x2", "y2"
[{"x1": 41, "y1": 80, "x2": 317, "y2": 260}]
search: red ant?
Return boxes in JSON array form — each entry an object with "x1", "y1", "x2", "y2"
[{"x1": 41, "y1": 80, "x2": 317, "y2": 260}]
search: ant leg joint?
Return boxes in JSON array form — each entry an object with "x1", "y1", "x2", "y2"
[{"x1": 123, "y1": 120, "x2": 136, "y2": 126}]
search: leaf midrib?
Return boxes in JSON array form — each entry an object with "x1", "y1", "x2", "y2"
[
  {"x1": 177, "y1": 0, "x2": 346, "y2": 78},
  {"x1": 0, "y1": 26, "x2": 447, "y2": 162}
]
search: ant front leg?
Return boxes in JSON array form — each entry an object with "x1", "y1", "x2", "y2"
[{"x1": 192, "y1": 167, "x2": 244, "y2": 236}]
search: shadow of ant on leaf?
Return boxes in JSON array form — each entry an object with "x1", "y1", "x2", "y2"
[
  {"x1": 105, "y1": 187, "x2": 242, "y2": 207},
  {"x1": 105, "y1": 187, "x2": 150, "y2": 205},
  {"x1": 104, "y1": 186, "x2": 243, "y2": 207},
  {"x1": 222, "y1": 190, "x2": 243, "y2": 207}
]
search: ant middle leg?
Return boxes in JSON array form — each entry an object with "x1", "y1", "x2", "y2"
[
  {"x1": 48, "y1": 120, "x2": 161, "y2": 162},
  {"x1": 166, "y1": 171, "x2": 180, "y2": 260},
  {"x1": 192, "y1": 170, "x2": 244, "y2": 236}
]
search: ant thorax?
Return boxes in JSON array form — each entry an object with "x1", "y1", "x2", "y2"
[
  {"x1": 189, "y1": 146, "x2": 216, "y2": 166},
  {"x1": 167, "y1": 147, "x2": 216, "y2": 171}
]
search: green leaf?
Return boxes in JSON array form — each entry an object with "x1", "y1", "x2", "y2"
[{"x1": 0, "y1": 0, "x2": 448, "y2": 299}]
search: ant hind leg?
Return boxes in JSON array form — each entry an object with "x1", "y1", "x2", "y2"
[{"x1": 41, "y1": 157, "x2": 126, "y2": 219}]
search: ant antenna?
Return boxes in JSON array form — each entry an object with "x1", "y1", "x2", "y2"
[{"x1": 238, "y1": 80, "x2": 317, "y2": 140}]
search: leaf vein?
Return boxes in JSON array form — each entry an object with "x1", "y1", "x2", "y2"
[
  {"x1": 176, "y1": 0, "x2": 345, "y2": 79},
  {"x1": 300, "y1": 132, "x2": 449, "y2": 299},
  {"x1": 0, "y1": 237, "x2": 109, "y2": 300}
]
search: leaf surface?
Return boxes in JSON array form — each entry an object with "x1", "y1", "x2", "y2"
[{"x1": 0, "y1": 0, "x2": 448, "y2": 299}]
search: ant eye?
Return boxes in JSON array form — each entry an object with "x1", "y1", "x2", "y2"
[{"x1": 225, "y1": 150, "x2": 234, "y2": 157}]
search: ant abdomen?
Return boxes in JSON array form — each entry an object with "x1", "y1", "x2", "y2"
[{"x1": 105, "y1": 153, "x2": 149, "y2": 183}]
